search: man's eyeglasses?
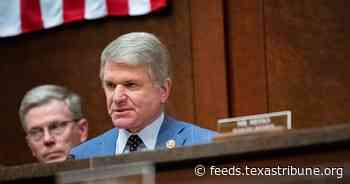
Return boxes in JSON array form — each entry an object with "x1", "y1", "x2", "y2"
[{"x1": 26, "y1": 120, "x2": 76, "y2": 142}]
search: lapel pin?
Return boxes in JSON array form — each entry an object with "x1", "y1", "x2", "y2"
[{"x1": 166, "y1": 139, "x2": 176, "y2": 149}]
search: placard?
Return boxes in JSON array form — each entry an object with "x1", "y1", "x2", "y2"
[{"x1": 217, "y1": 111, "x2": 292, "y2": 135}]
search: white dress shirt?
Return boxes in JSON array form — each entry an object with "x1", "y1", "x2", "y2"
[{"x1": 115, "y1": 112, "x2": 164, "y2": 154}]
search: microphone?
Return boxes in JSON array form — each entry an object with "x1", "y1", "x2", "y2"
[{"x1": 67, "y1": 154, "x2": 76, "y2": 160}]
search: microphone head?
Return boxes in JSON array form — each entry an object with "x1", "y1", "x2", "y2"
[{"x1": 67, "y1": 154, "x2": 75, "y2": 160}]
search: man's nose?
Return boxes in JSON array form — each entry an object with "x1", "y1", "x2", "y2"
[
  {"x1": 112, "y1": 85, "x2": 127, "y2": 103},
  {"x1": 42, "y1": 129, "x2": 55, "y2": 145}
]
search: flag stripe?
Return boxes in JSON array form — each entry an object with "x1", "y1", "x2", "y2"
[
  {"x1": 20, "y1": 0, "x2": 44, "y2": 32},
  {"x1": 150, "y1": 0, "x2": 166, "y2": 11},
  {"x1": 40, "y1": 0, "x2": 63, "y2": 29},
  {"x1": 0, "y1": 0, "x2": 21, "y2": 37},
  {"x1": 128, "y1": 0, "x2": 151, "y2": 16},
  {"x1": 63, "y1": 0, "x2": 85, "y2": 23},
  {"x1": 85, "y1": 0, "x2": 107, "y2": 20},
  {"x1": 0, "y1": 0, "x2": 167, "y2": 37},
  {"x1": 106, "y1": 0, "x2": 129, "y2": 16}
]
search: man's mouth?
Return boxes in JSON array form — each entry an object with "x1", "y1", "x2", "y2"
[
  {"x1": 44, "y1": 151, "x2": 63, "y2": 160},
  {"x1": 112, "y1": 108, "x2": 133, "y2": 114}
]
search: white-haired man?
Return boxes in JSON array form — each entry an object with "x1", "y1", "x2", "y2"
[{"x1": 71, "y1": 32, "x2": 216, "y2": 159}]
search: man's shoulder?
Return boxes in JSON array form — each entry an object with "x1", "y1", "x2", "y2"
[
  {"x1": 70, "y1": 128, "x2": 117, "y2": 160},
  {"x1": 180, "y1": 120, "x2": 217, "y2": 137},
  {"x1": 164, "y1": 116, "x2": 218, "y2": 145},
  {"x1": 167, "y1": 116, "x2": 216, "y2": 133}
]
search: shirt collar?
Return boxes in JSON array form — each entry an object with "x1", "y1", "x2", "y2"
[{"x1": 116, "y1": 112, "x2": 164, "y2": 154}]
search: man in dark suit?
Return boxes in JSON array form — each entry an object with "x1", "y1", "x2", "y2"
[{"x1": 71, "y1": 32, "x2": 216, "y2": 159}]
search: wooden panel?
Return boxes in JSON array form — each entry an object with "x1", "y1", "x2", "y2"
[
  {"x1": 265, "y1": 0, "x2": 350, "y2": 128},
  {"x1": 190, "y1": 0, "x2": 228, "y2": 130},
  {"x1": 0, "y1": 0, "x2": 195, "y2": 165},
  {"x1": 225, "y1": 0, "x2": 268, "y2": 117}
]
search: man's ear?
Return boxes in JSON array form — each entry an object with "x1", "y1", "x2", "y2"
[
  {"x1": 77, "y1": 119, "x2": 88, "y2": 142},
  {"x1": 160, "y1": 78, "x2": 172, "y2": 103}
]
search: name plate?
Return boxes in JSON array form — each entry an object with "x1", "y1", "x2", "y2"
[{"x1": 217, "y1": 111, "x2": 292, "y2": 135}]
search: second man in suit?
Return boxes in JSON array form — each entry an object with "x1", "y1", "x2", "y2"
[{"x1": 20, "y1": 85, "x2": 88, "y2": 163}]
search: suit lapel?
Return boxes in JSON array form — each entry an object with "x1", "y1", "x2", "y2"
[{"x1": 156, "y1": 115, "x2": 187, "y2": 149}]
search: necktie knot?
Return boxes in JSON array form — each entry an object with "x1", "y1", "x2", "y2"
[{"x1": 126, "y1": 135, "x2": 143, "y2": 152}]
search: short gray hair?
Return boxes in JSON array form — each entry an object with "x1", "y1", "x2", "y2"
[
  {"x1": 19, "y1": 85, "x2": 83, "y2": 130},
  {"x1": 100, "y1": 32, "x2": 171, "y2": 85}
]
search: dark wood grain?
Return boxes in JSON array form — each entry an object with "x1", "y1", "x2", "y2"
[
  {"x1": 190, "y1": 0, "x2": 228, "y2": 130},
  {"x1": 264, "y1": 0, "x2": 350, "y2": 128},
  {"x1": 224, "y1": 0, "x2": 268, "y2": 117}
]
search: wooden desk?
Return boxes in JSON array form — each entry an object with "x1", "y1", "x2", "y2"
[{"x1": 1, "y1": 123, "x2": 349, "y2": 183}]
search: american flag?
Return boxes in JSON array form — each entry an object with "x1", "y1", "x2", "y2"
[{"x1": 0, "y1": 0, "x2": 167, "y2": 37}]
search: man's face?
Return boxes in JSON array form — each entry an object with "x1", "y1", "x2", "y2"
[
  {"x1": 102, "y1": 61, "x2": 171, "y2": 133},
  {"x1": 25, "y1": 100, "x2": 88, "y2": 163}
]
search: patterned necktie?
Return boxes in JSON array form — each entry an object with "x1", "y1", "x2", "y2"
[{"x1": 126, "y1": 135, "x2": 143, "y2": 152}]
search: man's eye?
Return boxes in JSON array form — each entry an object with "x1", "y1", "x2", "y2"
[
  {"x1": 28, "y1": 128, "x2": 42, "y2": 136},
  {"x1": 104, "y1": 81, "x2": 116, "y2": 89},
  {"x1": 125, "y1": 82, "x2": 137, "y2": 88}
]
